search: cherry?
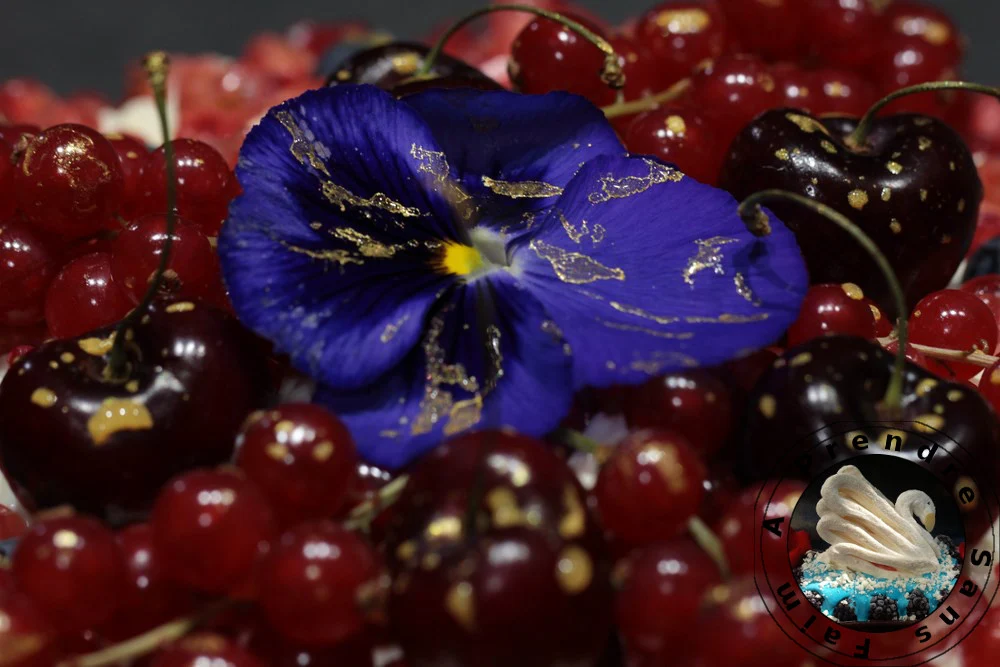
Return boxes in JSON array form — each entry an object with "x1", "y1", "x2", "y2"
[
  {"x1": 869, "y1": 35, "x2": 960, "y2": 115},
  {"x1": 716, "y1": 347, "x2": 781, "y2": 397},
  {"x1": 717, "y1": 0, "x2": 805, "y2": 61},
  {"x1": 0, "y1": 504, "x2": 27, "y2": 541},
  {"x1": 12, "y1": 515, "x2": 126, "y2": 633},
  {"x1": 689, "y1": 54, "x2": 779, "y2": 150},
  {"x1": 0, "y1": 217, "x2": 59, "y2": 327},
  {"x1": 909, "y1": 289, "x2": 998, "y2": 380},
  {"x1": 258, "y1": 520, "x2": 383, "y2": 646},
  {"x1": 0, "y1": 138, "x2": 13, "y2": 221},
  {"x1": 785, "y1": 282, "x2": 877, "y2": 346},
  {"x1": 699, "y1": 460, "x2": 741, "y2": 525},
  {"x1": 150, "y1": 633, "x2": 265, "y2": 667},
  {"x1": 510, "y1": 13, "x2": 618, "y2": 106},
  {"x1": 883, "y1": 338, "x2": 930, "y2": 368},
  {"x1": 802, "y1": 0, "x2": 892, "y2": 69},
  {"x1": 0, "y1": 124, "x2": 41, "y2": 146},
  {"x1": 13, "y1": 124, "x2": 124, "y2": 238},
  {"x1": 151, "y1": 468, "x2": 278, "y2": 595},
  {"x1": 809, "y1": 68, "x2": 878, "y2": 117},
  {"x1": 106, "y1": 133, "x2": 148, "y2": 220},
  {"x1": 251, "y1": 630, "x2": 381, "y2": 667},
  {"x1": 110, "y1": 213, "x2": 222, "y2": 304},
  {"x1": 0, "y1": 80, "x2": 55, "y2": 124},
  {"x1": 713, "y1": 479, "x2": 805, "y2": 576},
  {"x1": 0, "y1": 590, "x2": 60, "y2": 667},
  {"x1": 236, "y1": 404, "x2": 359, "y2": 527},
  {"x1": 609, "y1": 34, "x2": 670, "y2": 102},
  {"x1": 634, "y1": 1, "x2": 727, "y2": 87},
  {"x1": 865, "y1": 296, "x2": 894, "y2": 337},
  {"x1": 325, "y1": 41, "x2": 497, "y2": 93},
  {"x1": 595, "y1": 429, "x2": 707, "y2": 546},
  {"x1": 622, "y1": 104, "x2": 725, "y2": 185},
  {"x1": 624, "y1": 370, "x2": 733, "y2": 456},
  {"x1": 43, "y1": 252, "x2": 133, "y2": 339},
  {"x1": 961, "y1": 274, "x2": 1000, "y2": 332},
  {"x1": 884, "y1": 1, "x2": 962, "y2": 66},
  {"x1": 614, "y1": 538, "x2": 722, "y2": 656},
  {"x1": 136, "y1": 138, "x2": 238, "y2": 235}
]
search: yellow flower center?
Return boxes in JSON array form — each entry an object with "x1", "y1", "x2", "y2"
[{"x1": 439, "y1": 241, "x2": 486, "y2": 276}]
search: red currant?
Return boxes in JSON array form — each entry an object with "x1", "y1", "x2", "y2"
[
  {"x1": 236, "y1": 404, "x2": 359, "y2": 527},
  {"x1": 622, "y1": 104, "x2": 725, "y2": 185},
  {"x1": 689, "y1": 54, "x2": 779, "y2": 149},
  {"x1": 909, "y1": 289, "x2": 998, "y2": 381},
  {"x1": 714, "y1": 479, "x2": 805, "y2": 576},
  {"x1": 150, "y1": 633, "x2": 265, "y2": 667},
  {"x1": 259, "y1": 520, "x2": 383, "y2": 646},
  {"x1": 634, "y1": 1, "x2": 728, "y2": 87},
  {"x1": 595, "y1": 429, "x2": 706, "y2": 546},
  {"x1": 0, "y1": 218, "x2": 59, "y2": 326},
  {"x1": 0, "y1": 124, "x2": 41, "y2": 146},
  {"x1": 13, "y1": 125, "x2": 124, "y2": 238},
  {"x1": 961, "y1": 274, "x2": 1000, "y2": 332},
  {"x1": 106, "y1": 133, "x2": 148, "y2": 220},
  {"x1": 110, "y1": 213, "x2": 222, "y2": 304},
  {"x1": 786, "y1": 283, "x2": 877, "y2": 346},
  {"x1": 136, "y1": 138, "x2": 238, "y2": 235},
  {"x1": 0, "y1": 590, "x2": 59, "y2": 667},
  {"x1": 717, "y1": 0, "x2": 806, "y2": 61},
  {"x1": 12, "y1": 515, "x2": 126, "y2": 633},
  {"x1": 802, "y1": 0, "x2": 892, "y2": 69},
  {"x1": 865, "y1": 296, "x2": 894, "y2": 337},
  {"x1": 44, "y1": 252, "x2": 133, "y2": 339},
  {"x1": 151, "y1": 468, "x2": 278, "y2": 595},
  {"x1": 884, "y1": 338, "x2": 930, "y2": 369}
]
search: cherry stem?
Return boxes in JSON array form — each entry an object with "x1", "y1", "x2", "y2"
[
  {"x1": 551, "y1": 427, "x2": 601, "y2": 454},
  {"x1": 738, "y1": 190, "x2": 908, "y2": 414},
  {"x1": 847, "y1": 81, "x2": 1000, "y2": 150},
  {"x1": 58, "y1": 599, "x2": 232, "y2": 667},
  {"x1": 342, "y1": 474, "x2": 409, "y2": 531},
  {"x1": 877, "y1": 335, "x2": 999, "y2": 369},
  {"x1": 107, "y1": 51, "x2": 177, "y2": 380},
  {"x1": 601, "y1": 78, "x2": 691, "y2": 119},
  {"x1": 687, "y1": 515, "x2": 730, "y2": 580},
  {"x1": 417, "y1": 4, "x2": 624, "y2": 90}
]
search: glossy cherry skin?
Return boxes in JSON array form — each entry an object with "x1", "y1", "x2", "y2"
[
  {"x1": 136, "y1": 138, "x2": 237, "y2": 235},
  {"x1": 809, "y1": 68, "x2": 878, "y2": 117},
  {"x1": 623, "y1": 105, "x2": 725, "y2": 185},
  {"x1": 786, "y1": 283, "x2": 877, "y2": 346},
  {"x1": 714, "y1": 479, "x2": 805, "y2": 577},
  {"x1": 0, "y1": 123, "x2": 41, "y2": 146},
  {"x1": 0, "y1": 217, "x2": 59, "y2": 326},
  {"x1": 866, "y1": 295, "x2": 894, "y2": 337},
  {"x1": 0, "y1": 139, "x2": 13, "y2": 221},
  {"x1": 0, "y1": 300, "x2": 272, "y2": 521},
  {"x1": 720, "y1": 111, "x2": 982, "y2": 317},
  {"x1": 325, "y1": 41, "x2": 494, "y2": 91},
  {"x1": 961, "y1": 274, "x2": 1000, "y2": 332},
  {"x1": 909, "y1": 289, "x2": 998, "y2": 380},
  {"x1": 717, "y1": 0, "x2": 805, "y2": 61},
  {"x1": 236, "y1": 404, "x2": 359, "y2": 527},
  {"x1": 106, "y1": 133, "x2": 148, "y2": 220},
  {"x1": 869, "y1": 34, "x2": 960, "y2": 116},
  {"x1": 258, "y1": 520, "x2": 383, "y2": 646},
  {"x1": 624, "y1": 370, "x2": 733, "y2": 456},
  {"x1": 12, "y1": 515, "x2": 127, "y2": 633},
  {"x1": 13, "y1": 124, "x2": 124, "y2": 238},
  {"x1": 44, "y1": 252, "x2": 133, "y2": 339},
  {"x1": 802, "y1": 0, "x2": 892, "y2": 69},
  {"x1": 609, "y1": 34, "x2": 671, "y2": 103},
  {"x1": 595, "y1": 429, "x2": 707, "y2": 546},
  {"x1": 110, "y1": 213, "x2": 222, "y2": 304},
  {"x1": 0, "y1": 590, "x2": 60, "y2": 667},
  {"x1": 689, "y1": 54, "x2": 780, "y2": 151},
  {"x1": 0, "y1": 504, "x2": 27, "y2": 541},
  {"x1": 614, "y1": 538, "x2": 722, "y2": 655},
  {"x1": 150, "y1": 633, "x2": 266, "y2": 667},
  {"x1": 151, "y1": 468, "x2": 278, "y2": 595},
  {"x1": 634, "y1": 1, "x2": 727, "y2": 87}
]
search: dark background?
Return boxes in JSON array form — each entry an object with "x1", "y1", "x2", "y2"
[{"x1": 1, "y1": 0, "x2": 996, "y2": 98}]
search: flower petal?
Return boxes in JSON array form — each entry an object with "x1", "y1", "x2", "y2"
[
  {"x1": 219, "y1": 85, "x2": 468, "y2": 388},
  {"x1": 315, "y1": 271, "x2": 574, "y2": 469},
  {"x1": 509, "y1": 154, "x2": 808, "y2": 389}
]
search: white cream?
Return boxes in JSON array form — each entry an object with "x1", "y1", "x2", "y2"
[{"x1": 816, "y1": 465, "x2": 940, "y2": 578}]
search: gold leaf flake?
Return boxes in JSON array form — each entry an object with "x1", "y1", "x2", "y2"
[
  {"x1": 847, "y1": 190, "x2": 869, "y2": 210},
  {"x1": 654, "y1": 8, "x2": 711, "y2": 34},
  {"x1": 481, "y1": 176, "x2": 563, "y2": 198},
  {"x1": 275, "y1": 110, "x2": 331, "y2": 176},
  {"x1": 785, "y1": 113, "x2": 830, "y2": 135},
  {"x1": 556, "y1": 546, "x2": 594, "y2": 594},
  {"x1": 321, "y1": 181, "x2": 422, "y2": 219},
  {"x1": 602, "y1": 322, "x2": 693, "y2": 339},
  {"x1": 588, "y1": 158, "x2": 683, "y2": 204},
  {"x1": 380, "y1": 315, "x2": 410, "y2": 343},
  {"x1": 682, "y1": 236, "x2": 739, "y2": 286},
  {"x1": 332, "y1": 227, "x2": 404, "y2": 258},
  {"x1": 886, "y1": 161, "x2": 903, "y2": 174},
  {"x1": 30, "y1": 388, "x2": 57, "y2": 408},
  {"x1": 530, "y1": 240, "x2": 625, "y2": 284},
  {"x1": 87, "y1": 398, "x2": 154, "y2": 445}
]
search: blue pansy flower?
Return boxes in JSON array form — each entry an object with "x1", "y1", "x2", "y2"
[{"x1": 218, "y1": 84, "x2": 807, "y2": 469}]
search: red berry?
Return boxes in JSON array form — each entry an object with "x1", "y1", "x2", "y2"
[
  {"x1": 771, "y1": 62, "x2": 813, "y2": 111},
  {"x1": 0, "y1": 80, "x2": 56, "y2": 123},
  {"x1": 610, "y1": 34, "x2": 671, "y2": 102},
  {"x1": 150, "y1": 633, "x2": 265, "y2": 667},
  {"x1": 865, "y1": 296, "x2": 894, "y2": 337},
  {"x1": 0, "y1": 218, "x2": 59, "y2": 326},
  {"x1": 785, "y1": 283, "x2": 877, "y2": 346},
  {"x1": 809, "y1": 67, "x2": 878, "y2": 117},
  {"x1": 106, "y1": 133, "x2": 148, "y2": 220},
  {"x1": 634, "y1": 1, "x2": 728, "y2": 87},
  {"x1": 13, "y1": 125, "x2": 124, "y2": 238},
  {"x1": 0, "y1": 124, "x2": 41, "y2": 146},
  {"x1": 883, "y1": 338, "x2": 930, "y2": 369},
  {"x1": 625, "y1": 370, "x2": 733, "y2": 456},
  {"x1": 595, "y1": 429, "x2": 706, "y2": 546},
  {"x1": 259, "y1": 520, "x2": 383, "y2": 646},
  {"x1": 6, "y1": 345, "x2": 35, "y2": 367},
  {"x1": 151, "y1": 468, "x2": 278, "y2": 595},
  {"x1": 0, "y1": 590, "x2": 59, "y2": 667},
  {"x1": 885, "y1": 1, "x2": 962, "y2": 65},
  {"x1": 0, "y1": 139, "x2": 14, "y2": 222},
  {"x1": 110, "y1": 213, "x2": 222, "y2": 304},
  {"x1": 909, "y1": 289, "x2": 999, "y2": 381},
  {"x1": 689, "y1": 54, "x2": 779, "y2": 149},
  {"x1": 0, "y1": 504, "x2": 27, "y2": 541},
  {"x1": 869, "y1": 34, "x2": 960, "y2": 116},
  {"x1": 236, "y1": 404, "x2": 359, "y2": 527},
  {"x1": 622, "y1": 105, "x2": 725, "y2": 185},
  {"x1": 44, "y1": 252, "x2": 133, "y2": 339},
  {"x1": 717, "y1": 0, "x2": 806, "y2": 61},
  {"x1": 136, "y1": 138, "x2": 238, "y2": 235},
  {"x1": 714, "y1": 480, "x2": 805, "y2": 576},
  {"x1": 802, "y1": 0, "x2": 892, "y2": 69},
  {"x1": 12, "y1": 515, "x2": 126, "y2": 633},
  {"x1": 961, "y1": 274, "x2": 1000, "y2": 332}
]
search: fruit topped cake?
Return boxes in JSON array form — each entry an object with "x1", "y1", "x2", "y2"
[{"x1": 795, "y1": 466, "x2": 961, "y2": 624}]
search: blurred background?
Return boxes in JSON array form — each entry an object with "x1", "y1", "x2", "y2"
[{"x1": 1, "y1": 0, "x2": 995, "y2": 97}]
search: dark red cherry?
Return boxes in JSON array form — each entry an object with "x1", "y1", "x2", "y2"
[
  {"x1": 44, "y1": 252, "x2": 133, "y2": 339},
  {"x1": 151, "y1": 468, "x2": 278, "y2": 595},
  {"x1": 909, "y1": 289, "x2": 998, "y2": 380},
  {"x1": 719, "y1": 110, "x2": 982, "y2": 317},
  {"x1": 150, "y1": 633, "x2": 265, "y2": 667},
  {"x1": 325, "y1": 41, "x2": 494, "y2": 92},
  {"x1": 13, "y1": 124, "x2": 124, "y2": 238},
  {"x1": 809, "y1": 68, "x2": 878, "y2": 117},
  {"x1": 110, "y1": 213, "x2": 222, "y2": 304},
  {"x1": 0, "y1": 590, "x2": 60, "y2": 667},
  {"x1": 0, "y1": 123, "x2": 41, "y2": 146},
  {"x1": 864, "y1": 296, "x2": 894, "y2": 337},
  {"x1": 0, "y1": 139, "x2": 13, "y2": 221},
  {"x1": 717, "y1": 0, "x2": 805, "y2": 61},
  {"x1": 510, "y1": 13, "x2": 618, "y2": 106},
  {"x1": 802, "y1": 0, "x2": 892, "y2": 69},
  {"x1": 595, "y1": 429, "x2": 707, "y2": 546},
  {"x1": 0, "y1": 218, "x2": 59, "y2": 326},
  {"x1": 236, "y1": 404, "x2": 359, "y2": 527},
  {"x1": 622, "y1": 105, "x2": 726, "y2": 185},
  {"x1": 624, "y1": 370, "x2": 733, "y2": 455},
  {"x1": 12, "y1": 515, "x2": 126, "y2": 633},
  {"x1": 869, "y1": 34, "x2": 960, "y2": 116},
  {"x1": 786, "y1": 282, "x2": 877, "y2": 346},
  {"x1": 770, "y1": 62, "x2": 813, "y2": 111},
  {"x1": 610, "y1": 34, "x2": 671, "y2": 102},
  {"x1": 714, "y1": 479, "x2": 805, "y2": 577},
  {"x1": 0, "y1": 504, "x2": 27, "y2": 541},
  {"x1": 136, "y1": 138, "x2": 237, "y2": 235},
  {"x1": 259, "y1": 520, "x2": 383, "y2": 646},
  {"x1": 0, "y1": 300, "x2": 272, "y2": 520},
  {"x1": 884, "y1": 1, "x2": 962, "y2": 66},
  {"x1": 634, "y1": 1, "x2": 727, "y2": 87},
  {"x1": 689, "y1": 54, "x2": 780, "y2": 150},
  {"x1": 106, "y1": 133, "x2": 148, "y2": 220}
]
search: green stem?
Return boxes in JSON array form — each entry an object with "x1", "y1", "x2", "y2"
[
  {"x1": 601, "y1": 78, "x2": 691, "y2": 119},
  {"x1": 417, "y1": 4, "x2": 623, "y2": 90},
  {"x1": 688, "y1": 515, "x2": 730, "y2": 580},
  {"x1": 342, "y1": 474, "x2": 409, "y2": 531},
  {"x1": 551, "y1": 427, "x2": 600, "y2": 454},
  {"x1": 738, "y1": 190, "x2": 908, "y2": 414},
  {"x1": 846, "y1": 81, "x2": 1000, "y2": 150},
  {"x1": 107, "y1": 51, "x2": 177, "y2": 379}
]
